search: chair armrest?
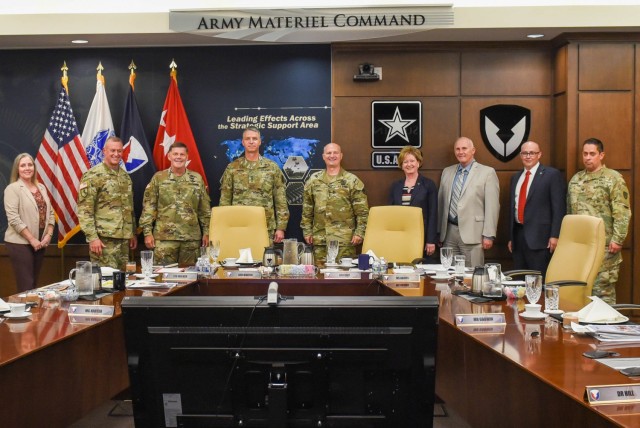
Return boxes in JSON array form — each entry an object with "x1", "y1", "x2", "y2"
[
  {"x1": 503, "y1": 269, "x2": 541, "y2": 278},
  {"x1": 611, "y1": 304, "x2": 640, "y2": 310},
  {"x1": 411, "y1": 258, "x2": 430, "y2": 265},
  {"x1": 545, "y1": 280, "x2": 587, "y2": 287}
]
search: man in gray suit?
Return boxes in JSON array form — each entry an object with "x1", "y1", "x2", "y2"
[{"x1": 437, "y1": 137, "x2": 500, "y2": 267}]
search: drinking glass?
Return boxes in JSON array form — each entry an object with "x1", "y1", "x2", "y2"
[
  {"x1": 126, "y1": 260, "x2": 137, "y2": 275},
  {"x1": 545, "y1": 284, "x2": 560, "y2": 312},
  {"x1": 327, "y1": 239, "x2": 339, "y2": 264},
  {"x1": 440, "y1": 247, "x2": 453, "y2": 270},
  {"x1": 454, "y1": 255, "x2": 466, "y2": 282},
  {"x1": 208, "y1": 240, "x2": 220, "y2": 264},
  {"x1": 525, "y1": 274, "x2": 543, "y2": 305},
  {"x1": 140, "y1": 250, "x2": 154, "y2": 279}
]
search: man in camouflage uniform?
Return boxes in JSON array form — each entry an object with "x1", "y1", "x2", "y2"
[
  {"x1": 77, "y1": 136, "x2": 137, "y2": 270},
  {"x1": 219, "y1": 127, "x2": 289, "y2": 243},
  {"x1": 567, "y1": 138, "x2": 631, "y2": 304},
  {"x1": 301, "y1": 143, "x2": 369, "y2": 262},
  {"x1": 139, "y1": 142, "x2": 211, "y2": 265}
]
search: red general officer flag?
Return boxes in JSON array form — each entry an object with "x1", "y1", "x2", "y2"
[{"x1": 153, "y1": 69, "x2": 208, "y2": 188}]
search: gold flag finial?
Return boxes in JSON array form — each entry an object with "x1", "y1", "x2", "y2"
[
  {"x1": 61, "y1": 61, "x2": 69, "y2": 93},
  {"x1": 97, "y1": 61, "x2": 105, "y2": 85},
  {"x1": 128, "y1": 60, "x2": 137, "y2": 89},
  {"x1": 169, "y1": 59, "x2": 178, "y2": 81}
]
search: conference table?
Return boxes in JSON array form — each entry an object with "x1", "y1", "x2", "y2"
[{"x1": 1, "y1": 269, "x2": 639, "y2": 427}]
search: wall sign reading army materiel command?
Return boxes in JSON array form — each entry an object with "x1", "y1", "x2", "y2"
[
  {"x1": 372, "y1": 101, "x2": 422, "y2": 149},
  {"x1": 480, "y1": 104, "x2": 531, "y2": 163}
]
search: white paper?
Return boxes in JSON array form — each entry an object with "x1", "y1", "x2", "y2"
[
  {"x1": 156, "y1": 267, "x2": 185, "y2": 273},
  {"x1": 0, "y1": 298, "x2": 10, "y2": 311},
  {"x1": 127, "y1": 281, "x2": 178, "y2": 289},
  {"x1": 596, "y1": 358, "x2": 640, "y2": 370}
]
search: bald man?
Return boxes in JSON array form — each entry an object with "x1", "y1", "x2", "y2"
[
  {"x1": 301, "y1": 143, "x2": 369, "y2": 262},
  {"x1": 508, "y1": 141, "x2": 566, "y2": 278},
  {"x1": 437, "y1": 137, "x2": 500, "y2": 267}
]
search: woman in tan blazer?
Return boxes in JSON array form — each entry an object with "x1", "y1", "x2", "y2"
[{"x1": 4, "y1": 153, "x2": 55, "y2": 292}]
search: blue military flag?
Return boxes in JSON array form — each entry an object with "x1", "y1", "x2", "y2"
[{"x1": 121, "y1": 75, "x2": 156, "y2": 220}]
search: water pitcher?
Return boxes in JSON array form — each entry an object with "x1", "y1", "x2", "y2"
[
  {"x1": 69, "y1": 261, "x2": 93, "y2": 296},
  {"x1": 282, "y1": 238, "x2": 304, "y2": 264}
]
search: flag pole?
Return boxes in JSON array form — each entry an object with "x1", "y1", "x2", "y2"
[
  {"x1": 169, "y1": 59, "x2": 177, "y2": 81},
  {"x1": 129, "y1": 60, "x2": 136, "y2": 90},
  {"x1": 60, "y1": 62, "x2": 68, "y2": 279}
]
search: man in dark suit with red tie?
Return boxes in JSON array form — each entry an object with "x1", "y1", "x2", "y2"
[{"x1": 507, "y1": 141, "x2": 566, "y2": 278}]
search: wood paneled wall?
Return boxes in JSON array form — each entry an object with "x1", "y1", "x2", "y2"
[
  {"x1": 333, "y1": 43, "x2": 553, "y2": 270},
  {"x1": 334, "y1": 39, "x2": 639, "y2": 304},
  {"x1": 554, "y1": 39, "x2": 638, "y2": 304}
]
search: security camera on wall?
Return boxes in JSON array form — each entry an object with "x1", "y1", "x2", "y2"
[{"x1": 354, "y1": 63, "x2": 380, "y2": 81}]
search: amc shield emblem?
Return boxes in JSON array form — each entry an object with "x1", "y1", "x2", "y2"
[{"x1": 480, "y1": 104, "x2": 531, "y2": 162}]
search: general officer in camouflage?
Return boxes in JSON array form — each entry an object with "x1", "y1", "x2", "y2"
[
  {"x1": 77, "y1": 136, "x2": 137, "y2": 270},
  {"x1": 301, "y1": 143, "x2": 369, "y2": 262},
  {"x1": 139, "y1": 142, "x2": 211, "y2": 265},
  {"x1": 567, "y1": 138, "x2": 631, "y2": 304},
  {"x1": 219, "y1": 127, "x2": 289, "y2": 243}
]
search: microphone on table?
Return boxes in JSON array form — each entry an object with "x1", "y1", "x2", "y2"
[{"x1": 267, "y1": 281, "x2": 279, "y2": 306}]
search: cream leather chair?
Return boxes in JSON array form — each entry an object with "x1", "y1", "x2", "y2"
[
  {"x1": 209, "y1": 206, "x2": 270, "y2": 261},
  {"x1": 545, "y1": 214, "x2": 606, "y2": 311},
  {"x1": 361, "y1": 206, "x2": 424, "y2": 263}
]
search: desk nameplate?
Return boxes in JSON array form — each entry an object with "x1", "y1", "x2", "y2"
[
  {"x1": 458, "y1": 324, "x2": 506, "y2": 334},
  {"x1": 383, "y1": 274, "x2": 421, "y2": 282},
  {"x1": 385, "y1": 282, "x2": 420, "y2": 289},
  {"x1": 455, "y1": 313, "x2": 506, "y2": 326},
  {"x1": 68, "y1": 304, "x2": 114, "y2": 317},
  {"x1": 586, "y1": 384, "x2": 640, "y2": 405},
  {"x1": 324, "y1": 271, "x2": 362, "y2": 280},
  {"x1": 163, "y1": 271, "x2": 199, "y2": 282},
  {"x1": 225, "y1": 271, "x2": 262, "y2": 279}
]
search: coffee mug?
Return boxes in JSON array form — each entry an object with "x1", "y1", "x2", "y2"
[
  {"x1": 113, "y1": 270, "x2": 127, "y2": 291},
  {"x1": 525, "y1": 303, "x2": 542, "y2": 314},
  {"x1": 276, "y1": 264, "x2": 318, "y2": 276},
  {"x1": 340, "y1": 257, "x2": 353, "y2": 267},
  {"x1": 358, "y1": 254, "x2": 372, "y2": 270},
  {"x1": 9, "y1": 302, "x2": 26, "y2": 315}
]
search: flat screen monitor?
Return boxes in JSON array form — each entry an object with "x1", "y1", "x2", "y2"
[{"x1": 122, "y1": 291, "x2": 438, "y2": 428}]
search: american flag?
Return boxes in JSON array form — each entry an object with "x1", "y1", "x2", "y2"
[{"x1": 36, "y1": 85, "x2": 90, "y2": 247}]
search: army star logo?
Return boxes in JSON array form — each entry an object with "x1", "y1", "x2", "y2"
[
  {"x1": 371, "y1": 101, "x2": 421, "y2": 148},
  {"x1": 379, "y1": 107, "x2": 416, "y2": 143}
]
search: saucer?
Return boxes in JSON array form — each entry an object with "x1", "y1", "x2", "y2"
[
  {"x1": 223, "y1": 263, "x2": 239, "y2": 268},
  {"x1": 134, "y1": 273, "x2": 158, "y2": 279},
  {"x1": 324, "y1": 262, "x2": 341, "y2": 267},
  {"x1": 519, "y1": 311, "x2": 548, "y2": 320},
  {"x1": 432, "y1": 275, "x2": 451, "y2": 281},
  {"x1": 544, "y1": 309, "x2": 564, "y2": 315},
  {"x1": 4, "y1": 311, "x2": 32, "y2": 319}
]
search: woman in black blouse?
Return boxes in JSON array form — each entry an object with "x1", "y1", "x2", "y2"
[{"x1": 388, "y1": 146, "x2": 438, "y2": 258}]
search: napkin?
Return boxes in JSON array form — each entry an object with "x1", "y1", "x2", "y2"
[
  {"x1": 0, "y1": 298, "x2": 10, "y2": 311},
  {"x1": 237, "y1": 248, "x2": 254, "y2": 263},
  {"x1": 577, "y1": 296, "x2": 626, "y2": 323},
  {"x1": 365, "y1": 249, "x2": 379, "y2": 262}
]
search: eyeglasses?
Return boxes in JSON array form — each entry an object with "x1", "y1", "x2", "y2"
[{"x1": 520, "y1": 151, "x2": 540, "y2": 158}]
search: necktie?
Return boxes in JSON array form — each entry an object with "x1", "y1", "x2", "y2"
[
  {"x1": 517, "y1": 170, "x2": 531, "y2": 223},
  {"x1": 448, "y1": 169, "x2": 467, "y2": 221}
]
